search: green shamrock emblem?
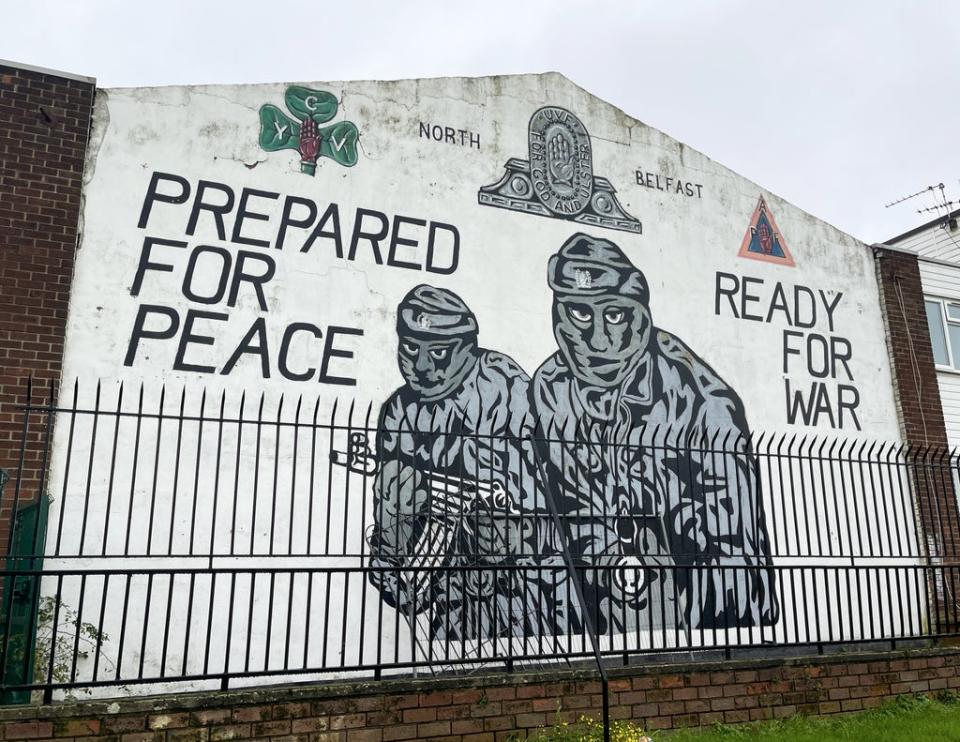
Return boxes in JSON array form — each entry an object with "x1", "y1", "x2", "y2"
[{"x1": 258, "y1": 86, "x2": 359, "y2": 175}]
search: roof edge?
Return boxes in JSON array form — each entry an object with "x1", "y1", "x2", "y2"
[
  {"x1": 0, "y1": 58, "x2": 96, "y2": 85},
  {"x1": 883, "y1": 206, "x2": 960, "y2": 246},
  {"x1": 101, "y1": 69, "x2": 563, "y2": 92}
]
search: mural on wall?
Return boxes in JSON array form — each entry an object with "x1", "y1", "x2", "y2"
[
  {"x1": 479, "y1": 106, "x2": 642, "y2": 234},
  {"x1": 738, "y1": 196, "x2": 795, "y2": 267},
  {"x1": 360, "y1": 285, "x2": 550, "y2": 640},
  {"x1": 355, "y1": 232, "x2": 780, "y2": 639},
  {"x1": 531, "y1": 233, "x2": 779, "y2": 633},
  {"x1": 58, "y1": 78, "x2": 903, "y2": 681},
  {"x1": 258, "y1": 86, "x2": 360, "y2": 175}
]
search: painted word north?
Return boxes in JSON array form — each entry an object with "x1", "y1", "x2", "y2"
[{"x1": 419, "y1": 122, "x2": 480, "y2": 149}]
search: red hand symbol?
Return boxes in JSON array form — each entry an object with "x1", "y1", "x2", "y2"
[{"x1": 298, "y1": 117, "x2": 321, "y2": 174}]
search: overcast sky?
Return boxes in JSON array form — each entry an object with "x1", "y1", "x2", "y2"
[{"x1": 4, "y1": 0, "x2": 958, "y2": 244}]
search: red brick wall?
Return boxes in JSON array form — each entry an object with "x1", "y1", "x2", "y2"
[
  {"x1": 874, "y1": 247, "x2": 950, "y2": 450},
  {"x1": 0, "y1": 62, "x2": 95, "y2": 551},
  {"x1": 1, "y1": 648, "x2": 959, "y2": 741},
  {"x1": 874, "y1": 247, "x2": 960, "y2": 626}
]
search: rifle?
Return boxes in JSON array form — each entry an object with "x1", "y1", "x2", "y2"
[
  {"x1": 333, "y1": 433, "x2": 681, "y2": 631},
  {"x1": 331, "y1": 432, "x2": 520, "y2": 610}
]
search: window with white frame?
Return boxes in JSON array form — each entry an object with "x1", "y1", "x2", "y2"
[{"x1": 925, "y1": 297, "x2": 960, "y2": 369}]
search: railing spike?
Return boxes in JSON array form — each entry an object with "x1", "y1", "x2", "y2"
[
  {"x1": 839, "y1": 437, "x2": 853, "y2": 458},
  {"x1": 442, "y1": 407, "x2": 455, "y2": 438},
  {"x1": 503, "y1": 408, "x2": 515, "y2": 438},
  {"x1": 649, "y1": 423, "x2": 661, "y2": 448},
  {"x1": 848, "y1": 438, "x2": 866, "y2": 457},
  {"x1": 661, "y1": 423, "x2": 673, "y2": 447},
  {"x1": 876, "y1": 439, "x2": 891, "y2": 460},
  {"x1": 674, "y1": 424, "x2": 684, "y2": 448},
  {"x1": 826, "y1": 436, "x2": 839, "y2": 457},
  {"x1": 816, "y1": 434, "x2": 829, "y2": 456},
  {"x1": 548, "y1": 417, "x2": 562, "y2": 444}
]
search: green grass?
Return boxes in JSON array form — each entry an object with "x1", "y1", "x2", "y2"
[
  {"x1": 529, "y1": 693, "x2": 960, "y2": 742},
  {"x1": 666, "y1": 694, "x2": 960, "y2": 741}
]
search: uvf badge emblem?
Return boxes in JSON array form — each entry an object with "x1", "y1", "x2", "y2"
[
  {"x1": 529, "y1": 107, "x2": 593, "y2": 215},
  {"x1": 479, "y1": 106, "x2": 641, "y2": 233}
]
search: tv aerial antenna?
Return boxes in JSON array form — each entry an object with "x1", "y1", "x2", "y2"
[
  {"x1": 884, "y1": 184, "x2": 939, "y2": 209},
  {"x1": 886, "y1": 183, "x2": 958, "y2": 228}
]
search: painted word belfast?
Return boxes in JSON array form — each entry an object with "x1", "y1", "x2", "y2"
[{"x1": 362, "y1": 232, "x2": 778, "y2": 641}]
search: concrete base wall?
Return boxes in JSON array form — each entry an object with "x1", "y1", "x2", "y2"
[{"x1": 2, "y1": 648, "x2": 960, "y2": 741}]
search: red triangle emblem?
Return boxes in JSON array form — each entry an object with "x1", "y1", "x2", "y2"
[{"x1": 737, "y1": 196, "x2": 795, "y2": 267}]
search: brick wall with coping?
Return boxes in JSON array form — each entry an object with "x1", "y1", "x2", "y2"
[
  {"x1": 0, "y1": 61, "x2": 95, "y2": 551},
  {"x1": 1, "y1": 647, "x2": 959, "y2": 741},
  {"x1": 874, "y1": 247, "x2": 960, "y2": 627},
  {"x1": 873, "y1": 246, "x2": 951, "y2": 451}
]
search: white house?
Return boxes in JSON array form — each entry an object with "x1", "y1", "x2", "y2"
[{"x1": 885, "y1": 208, "x2": 960, "y2": 446}]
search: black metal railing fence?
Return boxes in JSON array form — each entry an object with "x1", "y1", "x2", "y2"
[{"x1": 0, "y1": 379, "x2": 957, "y2": 704}]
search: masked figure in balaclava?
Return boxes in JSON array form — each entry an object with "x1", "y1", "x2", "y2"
[
  {"x1": 530, "y1": 232, "x2": 779, "y2": 634},
  {"x1": 368, "y1": 285, "x2": 552, "y2": 640}
]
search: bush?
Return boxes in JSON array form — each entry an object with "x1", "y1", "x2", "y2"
[{"x1": 527, "y1": 715, "x2": 652, "y2": 742}]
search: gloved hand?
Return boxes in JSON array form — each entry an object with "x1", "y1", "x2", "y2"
[
  {"x1": 368, "y1": 556, "x2": 426, "y2": 614},
  {"x1": 298, "y1": 117, "x2": 321, "y2": 175}
]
